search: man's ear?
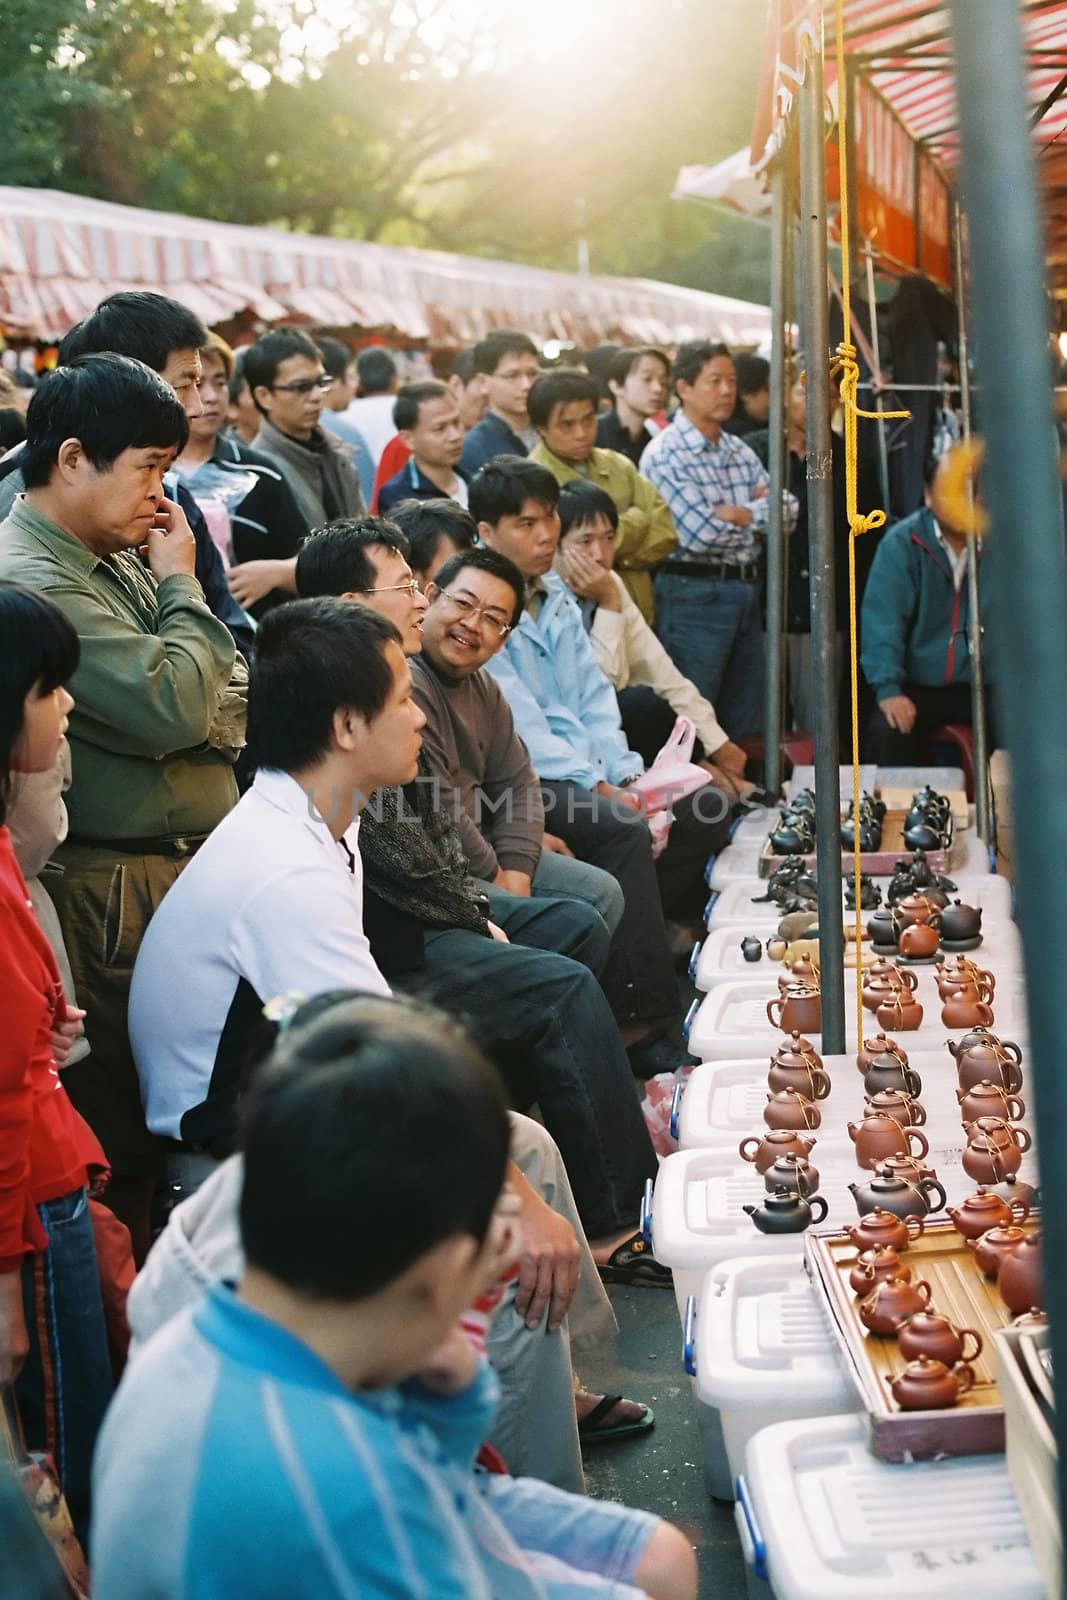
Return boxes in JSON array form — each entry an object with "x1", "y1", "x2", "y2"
[
  {"x1": 476, "y1": 521, "x2": 495, "y2": 547},
  {"x1": 424, "y1": 581, "x2": 440, "y2": 604},
  {"x1": 332, "y1": 705, "x2": 364, "y2": 753},
  {"x1": 252, "y1": 384, "x2": 273, "y2": 415},
  {"x1": 55, "y1": 437, "x2": 85, "y2": 485},
  {"x1": 398, "y1": 428, "x2": 416, "y2": 452}
]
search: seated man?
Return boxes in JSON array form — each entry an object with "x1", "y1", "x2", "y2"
[
  {"x1": 377, "y1": 380, "x2": 470, "y2": 512},
  {"x1": 861, "y1": 452, "x2": 992, "y2": 764},
  {"x1": 528, "y1": 368, "x2": 677, "y2": 623},
  {"x1": 94, "y1": 996, "x2": 696, "y2": 1599},
  {"x1": 390, "y1": 494, "x2": 477, "y2": 589}
]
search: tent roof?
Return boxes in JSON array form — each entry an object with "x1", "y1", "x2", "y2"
[{"x1": 0, "y1": 185, "x2": 774, "y2": 347}]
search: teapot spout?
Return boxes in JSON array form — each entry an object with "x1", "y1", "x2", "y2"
[
  {"x1": 847, "y1": 1122, "x2": 860, "y2": 1142},
  {"x1": 946, "y1": 1039, "x2": 961, "y2": 1058}
]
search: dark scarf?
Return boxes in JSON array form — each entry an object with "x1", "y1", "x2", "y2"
[{"x1": 358, "y1": 758, "x2": 489, "y2": 936}]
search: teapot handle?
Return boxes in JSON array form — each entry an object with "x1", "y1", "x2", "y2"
[
  {"x1": 766, "y1": 998, "x2": 784, "y2": 1026},
  {"x1": 904, "y1": 1069, "x2": 923, "y2": 1098},
  {"x1": 922, "y1": 1178, "x2": 947, "y2": 1214},
  {"x1": 811, "y1": 1068, "x2": 831, "y2": 1101},
  {"x1": 915, "y1": 1279, "x2": 933, "y2": 1306},
  {"x1": 909, "y1": 1102, "x2": 928, "y2": 1127},
  {"x1": 1010, "y1": 1197, "x2": 1031, "y2": 1224},
  {"x1": 738, "y1": 1136, "x2": 760, "y2": 1164},
  {"x1": 905, "y1": 1214, "x2": 926, "y2": 1242},
  {"x1": 906, "y1": 1128, "x2": 930, "y2": 1160},
  {"x1": 958, "y1": 1328, "x2": 984, "y2": 1363},
  {"x1": 1012, "y1": 1126, "x2": 1032, "y2": 1153},
  {"x1": 1002, "y1": 1039, "x2": 1023, "y2": 1063},
  {"x1": 808, "y1": 1194, "x2": 829, "y2": 1225},
  {"x1": 976, "y1": 1002, "x2": 995, "y2": 1026},
  {"x1": 1005, "y1": 1094, "x2": 1027, "y2": 1122},
  {"x1": 954, "y1": 1362, "x2": 976, "y2": 1397}
]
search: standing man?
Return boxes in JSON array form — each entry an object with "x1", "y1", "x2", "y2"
[
  {"x1": 446, "y1": 345, "x2": 490, "y2": 431},
  {"x1": 460, "y1": 330, "x2": 541, "y2": 475},
  {"x1": 597, "y1": 346, "x2": 670, "y2": 468},
  {"x1": 316, "y1": 336, "x2": 376, "y2": 504},
  {"x1": 344, "y1": 346, "x2": 399, "y2": 465},
  {"x1": 377, "y1": 380, "x2": 469, "y2": 512},
  {"x1": 641, "y1": 339, "x2": 798, "y2": 741}
]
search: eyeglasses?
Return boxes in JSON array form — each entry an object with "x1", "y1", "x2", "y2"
[
  {"x1": 438, "y1": 590, "x2": 512, "y2": 639},
  {"x1": 359, "y1": 579, "x2": 421, "y2": 598},
  {"x1": 270, "y1": 374, "x2": 335, "y2": 395}
]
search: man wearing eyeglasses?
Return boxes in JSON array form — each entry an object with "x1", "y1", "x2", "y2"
[
  {"x1": 460, "y1": 330, "x2": 542, "y2": 477},
  {"x1": 244, "y1": 329, "x2": 366, "y2": 533}
]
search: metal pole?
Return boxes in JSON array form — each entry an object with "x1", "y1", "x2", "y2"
[
  {"x1": 952, "y1": 201, "x2": 993, "y2": 843},
  {"x1": 799, "y1": 23, "x2": 846, "y2": 1055},
  {"x1": 765, "y1": 157, "x2": 789, "y2": 797},
  {"x1": 949, "y1": 6, "x2": 1067, "y2": 1584},
  {"x1": 863, "y1": 244, "x2": 893, "y2": 512}
]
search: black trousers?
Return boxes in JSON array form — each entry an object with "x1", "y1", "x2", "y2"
[{"x1": 864, "y1": 681, "x2": 992, "y2": 767}]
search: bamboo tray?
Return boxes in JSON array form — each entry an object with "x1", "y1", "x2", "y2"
[
  {"x1": 759, "y1": 809, "x2": 955, "y2": 879},
  {"x1": 805, "y1": 1215, "x2": 1040, "y2": 1461}
]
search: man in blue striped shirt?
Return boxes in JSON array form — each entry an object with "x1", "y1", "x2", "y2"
[{"x1": 641, "y1": 341, "x2": 797, "y2": 740}]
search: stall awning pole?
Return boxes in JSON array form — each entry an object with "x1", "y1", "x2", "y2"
[
  {"x1": 799, "y1": 17, "x2": 846, "y2": 1054},
  {"x1": 764, "y1": 156, "x2": 790, "y2": 797},
  {"x1": 949, "y1": 4, "x2": 1067, "y2": 1576}
]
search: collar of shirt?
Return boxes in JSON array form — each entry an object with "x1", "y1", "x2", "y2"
[
  {"x1": 525, "y1": 574, "x2": 547, "y2": 618},
  {"x1": 9, "y1": 494, "x2": 105, "y2": 578},
  {"x1": 252, "y1": 766, "x2": 361, "y2": 863},
  {"x1": 932, "y1": 518, "x2": 968, "y2": 589},
  {"x1": 671, "y1": 411, "x2": 734, "y2": 457}
]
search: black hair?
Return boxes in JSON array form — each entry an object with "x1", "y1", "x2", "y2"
[
  {"x1": 317, "y1": 337, "x2": 355, "y2": 382},
  {"x1": 393, "y1": 379, "x2": 452, "y2": 432},
  {"x1": 20, "y1": 354, "x2": 189, "y2": 490},
  {"x1": 12, "y1": 369, "x2": 37, "y2": 391},
  {"x1": 449, "y1": 347, "x2": 478, "y2": 385},
  {"x1": 607, "y1": 345, "x2": 670, "y2": 389},
  {"x1": 0, "y1": 582, "x2": 79, "y2": 825},
  {"x1": 246, "y1": 597, "x2": 400, "y2": 771},
  {"x1": 527, "y1": 369, "x2": 600, "y2": 431},
  {"x1": 672, "y1": 339, "x2": 733, "y2": 392},
  {"x1": 583, "y1": 342, "x2": 621, "y2": 402},
  {"x1": 471, "y1": 329, "x2": 539, "y2": 377},
  {"x1": 296, "y1": 516, "x2": 411, "y2": 599},
  {"x1": 430, "y1": 546, "x2": 526, "y2": 628},
  {"x1": 239, "y1": 993, "x2": 510, "y2": 1301},
  {"x1": 388, "y1": 498, "x2": 477, "y2": 577},
  {"x1": 356, "y1": 347, "x2": 398, "y2": 394},
  {"x1": 468, "y1": 455, "x2": 560, "y2": 525},
  {"x1": 734, "y1": 353, "x2": 770, "y2": 398},
  {"x1": 0, "y1": 409, "x2": 26, "y2": 452},
  {"x1": 244, "y1": 330, "x2": 322, "y2": 415},
  {"x1": 57, "y1": 292, "x2": 207, "y2": 373},
  {"x1": 558, "y1": 480, "x2": 620, "y2": 538},
  {"x1": 228, "y1": 347, "x2": 251, "y2": 403}
]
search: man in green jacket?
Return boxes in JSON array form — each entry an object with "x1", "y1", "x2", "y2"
[
  {"x1": 528, "y1": 369, "x2": 677, "y2": 624},
  {"x1": 0, "y1": 354, "x2": 247, "y2": 1260}
]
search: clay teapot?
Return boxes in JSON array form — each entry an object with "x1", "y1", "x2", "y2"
[
  {"x1": 858, "y1": 1037, "x2": 922, "y2": 1099},
  {"x1": 941, "y1": 987, "x2": 996, "y2": 1031},
  {"x1": 846, "y1": 1208, "x2": 924, "y2": 1254},
  {"x1": 998, "y1": 1230, "x2": 1044, "y2": 1316},
  {"x1": 861, "y1": 967, "x2": 917, "y2": 1012},
  {"x1": 886, "y1": 1355, "x2": 975, "y2": 1411},
  {"x1": 961, "y1": 1127, "x2": 1025, "y2": 1185},
  {"x1": 738, "y1": 1128, "x2": 816, "y2": 1175},
  {"x1": 947, "y1": 1186, "x2": 1029, "y2": 1241},
  {"x1": 879, "y1": 1153, "x2": 939, "y2": 1188},
  {"x1": 858, "y1": 1274, "x2": 932, "y2": 1336},
  {"x1": 863, "y1": 1088, "x2": 926, "y2": 1128},
  {"x1": 763, "y1": 1153, "x2": 820, "y2": 1197},
  {"x1": 1012, "y1": 1308, "x2": 1049, "y2": 1330},
  {"x1": 866, "y1": 908, "x2": 897, "y2": 946},
  {"x1": 937, "y1": 958, "x2": 993, "y2": 1001},
  {"x1": 787, "y1": 953, "x2": 820, "y2": 983},
  {"x1": 743, "y1": 1186, "x2": 829, "y2": 1235},
  {"x1": 986, "y1": 1173, "x2": 1038, "y2": 1210},
  {"x1": 891, "y1": 894, "x2": 942, "y2": 932},
  {"x1": 948, "y1": 1029, "x2": 1024, "y2": 1094},
  {"x1": 898, "y1": 1311, "x2": 983, "y2": 1367},
  {"x1": 969, "y1": 1224, "x2": 1029, "y2": 1279},
  {"x1": 956, "y1": 1076, "x2": 1025, "y2": 1124},
  {"x1": 964, "y1": 1116, "x2": 1032, "y2": 1158},
  {"x1": 849, "y1": 1113, "x2": 929, "y2": 1172},
  {"x1": 939, "y1": 900, "x2": 984, "y2": 944},
  {"x1": 875, "y1": 993, "x2": 924, "y2": 1032},
  {"x1": 849, "y1": 1244, "x2": 911, "y2": 1296},
  {"x1": 850, "y1": 1167, "x2": 945, "y2": 1221},
  {"x1": 767, "y1": 1054, "x2": 831, "y2": 1100},
  {"x1": 898, "y1": 923, "x2": 940, "y2": 960},
  {"x1": 767, "y1": 985, "x2": 822, "y2": 1035},
  {"x1": 763, "y1": 1089, "x2": 821, "y2": 1131}
]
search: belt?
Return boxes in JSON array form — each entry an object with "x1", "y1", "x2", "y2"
[
  {"x1": 662, "y1": 558, "x2": 760, "y2": 583},
  {"x1": 67, "y1": 833, "x2": 209, "y2": 858}
]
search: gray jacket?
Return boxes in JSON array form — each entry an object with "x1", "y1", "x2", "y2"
[{"x1": 252, "y1": 418, "x2": 365, "y2": 531}]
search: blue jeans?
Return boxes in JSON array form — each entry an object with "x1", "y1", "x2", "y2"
[
  {"x1": 478, "y1": 1473, "x2": 658, "y2": 1594},
  {"x1": 17, "y1": 1187, "x2": 114, "y2": 1548},
  {"x1": 480, "y1": 883, "x2": 612, "y2": 977},
  {"x1": 653, "y1": 570, "x2": 765, "y2": 740},
  {"x1": 531, "y1": 849, "x2": 625, "y2": 937}
]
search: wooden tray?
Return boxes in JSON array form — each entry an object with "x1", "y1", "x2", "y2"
[
  {"x1": 805, "y1": 1215, "x2": 1040, "y2": 1461},
  {"x1": 759, "y1": 809, "x2": 954, "y2": 878}
]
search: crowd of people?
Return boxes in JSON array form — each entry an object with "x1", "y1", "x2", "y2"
[{"x1": 0, "y1": 290, "x2": 990, "y2": 1596}]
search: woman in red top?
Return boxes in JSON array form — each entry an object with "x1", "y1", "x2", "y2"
[{"x1": 0, "y1": 580, "x2": 113, "y2": 1544}]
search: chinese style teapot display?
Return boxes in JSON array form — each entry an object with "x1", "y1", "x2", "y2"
[
  {"x1": 946, "y1": 1186, "x2": 1030, "y2": 1241},
  {"x1": 849, "y1": 1167, "x2": 945, "y2": 1221}
]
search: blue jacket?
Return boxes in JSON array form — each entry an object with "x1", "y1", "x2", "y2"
[
  {"x1": 460, "y1": 411, "x2": 530, "y2": 477},
  {"x1": 378, "y1": 456, "x2": 470, "y2": 513},
  {"x1": 860, "y1": 506, "x2": 988, "y2": 699},
  {"x1": 485, "y1": 572, "x2": 643, "y2": 789}
]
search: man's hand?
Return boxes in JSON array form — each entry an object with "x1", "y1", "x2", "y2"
[
  {"x1": 51, "y1": 1007, "x2": 86, "y2": 1068},
  {"x1": 595, "y1": 780, "x2": 642, "y2": 813},
  {"x1": 415, "y1": 1324, "x2": 479, "y2": 1396},
  {"x1": 227, "y1": 556, "x2": 298, "y2": 608},
  {"x1": 146, "y1": 496, "x2": 197, "y2": 581},
  {"x1": 751, "y1": 484, "x2": 769, "y2": 502},
  {"x1": 879, "y1": 694, "x2": 917, "y2": 733},
  {"x1": 712, "y1": 504, "x2": 754, "y2": 528},
  {"x1": 710, "y1": 739, "x2": 748, "y2": 784},
  {"x1": 556, "y1": 548, "x2": 621, "y2": 609},
  {"x1": 487, "y1": 920, "x2": 510, "y2": 943},
  {"x1": 0, "y1": 1270, "x2": 29, "y2": 1385},
  {"x1": 493, "y1": 868, "x2": 532, "y2": 898},
  {"x1": 541, "y1": 832, "x2": 574, "y2": 858},
  {"x1": 510, "y1": 1175, "x2": 581, "y2": 1332}
]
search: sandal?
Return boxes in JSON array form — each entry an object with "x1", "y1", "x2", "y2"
[
  {"x1": 595, "y1": 1231, "x2": 673, "y2": 1289},
  {"x1": 577, "y1": 1392, "x2": 655, "y2": 1445}
]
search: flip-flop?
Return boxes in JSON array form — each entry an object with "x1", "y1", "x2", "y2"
[
  {"x1": 577, "y1": 1392, "x2": 655, "y2": 1444},
  {"x1": 596, "y1": 1231, "x2": 673, "y2": 1289}
]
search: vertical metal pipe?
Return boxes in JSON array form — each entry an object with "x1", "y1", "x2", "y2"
[
  {"x1": 799, "y1": 25, "x2": 846, "y2": 1054},
  {"x1": 764, "y1": 158, "x2": 789, "y2": 796},
  {"x1": 951, "y1": 202, "x2": 993, "y2": 842},
  {"x1": 949, "y1": 4, "x2": 1067, "y2": 1576},
  {"x1": 863, "y1": 244, "x2": 893, "y2": 513}
]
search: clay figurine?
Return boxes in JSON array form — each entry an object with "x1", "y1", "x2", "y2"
[
  {"x1": 886, "y1": 1355, "x2": 974, "y2": 1411},
  {"x1": 742, "y1": 1186, "x2": 829, "y2": 1235},
  {"x1": 844, "y1": 872, "x2": 881, "y2": 911}
]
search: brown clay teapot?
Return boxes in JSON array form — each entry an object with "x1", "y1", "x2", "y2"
[
  {"x1": 769, "y1": 1030, "x2": 822, "y2": 1070},
  {"x1": 937, "y1": 960, "x2": 995, "y2": 1002},
  {"x1": 738, "y1": 1128, "x2": 816, "y2": 1175},
  {"x1": 847, "y1": 1208, "x2": 924, "y2": 1254},
  {"x1": 969, "y1": 1224, "x2": 1029, "y2": 1279},
  {"x1": 767, "y1": 1054, "x2": 831, "y2": 1101},
  {"x1": 862, "y1": 967, "x2": 917, "y2": 1012},
  {"x1": 948, "y1": 1029, "x2": 1024, "y2": 1094},
  {"x1": 898, "y1": 1311, "x2": 983, "y2": 1367},
  {"x1": 863, "y1": 1088, "x2": 926, "y2": 1128},
  {"x1": 941, "y1": 987, "x2": 996, "y2": 1030},
  {"x1": 849, "y1": 1244, "x2": 911, "y2": 1296},
  {"x1": 898, "y1": 923, "x2": 941, "y2": 960},
  {"x1": 849, "y1": 1166, "x2": 945, "y2": 1221},
  {"x1": 886, "y1": 1355, "x2": 975, "y2": 1411},
  {"x1": 961, "y1": 1127, "x2": 1025, "y2": 1184},
  {"x1": 956, "y1": 1079, "x2": 1026, "y2": 1126},
  {"x1": 858, "y1": 1274, "x2": 932, "y2": 1336},
  {"x1": 763, "y1": 1089, "x2": 821, "y2": 1131},
  {"x1": 856, "y1": 1032, "x2": 909, "y2": 1074},
  {"x1": 848, "y1": 1112, "x2": 929, "y2": 1171},
  {"x1": 787, "y1": 954, "x2": 820, "y2": 984},
  {"x1": 998, "y1": 1231, "x2": 1044, "y2": 1316},
  {"x1": 858, "y1": 1037, "x2": 923, "y2": 1100},
  {"x1": 763, "y1": 1153, "x2": 820, "y2": 1196},
  {"x1": 875, "y1": 993, "x2": 924, "y2": 1032},
  {"x1": 892, "y1": 894, "x2": 942, "y2": 931},
  {"x1": 964, "y1": 1116, "x2": 1032, "y2": 1158},
  {"x1": 767, "y1": 985, "x2": 822, "y2": 1035},
  {"x1": 947, "y1": 1186, "x2": 1029, "y2": 1241},
  {"x1": 879, "y1": 1152, "x2": 939, "y2": 1188}
]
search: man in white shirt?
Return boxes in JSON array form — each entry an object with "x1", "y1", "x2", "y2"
[{"x1": 343, "y1": 347, "x2": 400, "y2": 465}]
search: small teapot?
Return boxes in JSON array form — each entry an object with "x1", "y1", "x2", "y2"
[
  {"x1": 767, "y1": 1054, "x2": 831, "y2": 1100},
  {"x1": 848, "y1": 1112, "x2": 929, "y2": 1171},
  {"x1": 863, "y1": 1088, "x2": 926, "y2": 1128},
  {"x1": 887, "y1": 1355, "x2": 975, "y2": 1411},
  {"x1": 892, "y1": 893, "x2": 941, "y2": 931},
  {"x1": 949, "y1": 1029, "x2": 1024, "y2": 1094},
  {"x1": 846, "y1": 1208, "x2": 924, "y2": 1254},
  {"x1": 856, "y1": 1031, "x2": 909, "y2": 1074},
  {"x1": 849, "y1": 1167, "x2": 945, "y2": 1221},
  {"x1": 898, "y1": 923, "x2": 941, "y2": 960},
  {"x1": 876, "y1": 993, "x2": 924, "y2": 1032},
  {"x1": 770, "y1": 1029, "x2": 822, "y2": 1068},
  {"x1": 763, "y1": 1089, "x2": 821, "y2": 1131},
  {"x1": 961, "y1": 1128, "x2": 1025, "y2": 1185},
  {"x1": 998, "y1": 1231, "x2": 1044, "y2": 1316},
  {"x1": 867, "y1": 908, "x2": 897, "y2": 947},
  {"x1": 743, "y1": 1185, "x2": 829, "y2": 1235},
  {"x1": 937, "y1": 957, "x2": 993, "y2": 1001},
  {"x1": 849, "y1": 1245, "x2": 911, "y2": 1296},
  {"x1": 738, "y1": 1128, "x2": 816, "y2": 1175},
  {"x1": 963, "y1": 1116, "x2": 1032, "y2": 1158},
  {"x1": 879, "y1": 1152, "x2": 939, "y2": 1188},
  {"x1": 767, "y1": 985, "x2": 822, "y2": 1035},
  {"x1": 763, "y1": 1153, "x2": 820, "y2": 1197},
  {"x1": 969, "y1": 1224, "x2": 1029, "y2": 1279},
  {"x1": 947, "y1": 1186, "x2": 1029, "y2": 1241},
  {"x1": 740, "y1": 934, "x2": 763, "y2": 963},
  {"x1": 898, "y1": 1311, "x2": 983, "y2": 1367},
  {"x1": 956, "y1": 1079, "x2": 1026, "y2": 1126},
  {"x1": 941, "y1": 988, "x2": 996, "y2": 1030},
  {"x1": 787, "y1": 953, "x2": 820, "y2": 983},
  {"x1": 986, "y1": 1173, "x2": 1038, "y2": 1211},
  {"x1": 861, "y1": 967, "x2": 916, "y2": 1012},
  {"x1": 939, "y1": 900, "x2": 984, "y2": 944},
  {"x1": 858, "y1": 1274, "x2": 932, "y2": 1336}
]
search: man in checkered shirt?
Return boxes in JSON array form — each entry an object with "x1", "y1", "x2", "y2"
[{"x1": 641, "y1": 340, "x2": 797, "y2": 740}]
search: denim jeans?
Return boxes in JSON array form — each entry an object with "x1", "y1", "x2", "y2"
[
  {"x1": 530, "y1": 849, "x2": 625, "y2": 937},
  {"x1": 479, "y1": 882, "x2": 612, "y2": 977},
  {"x1": 653, "y1": 570, "x2": 765, "y2": 740},
  {"x1": 17, "y1": 1187, "x2": 114, "y2": 1549}
]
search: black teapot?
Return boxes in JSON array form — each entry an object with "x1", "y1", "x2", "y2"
[
  {"x1": 849, "y1": 1166, "x2": 947, "y2": 1221},
  {"x1": 743, "y1": 1186, "x2": 829, "y2": 1235},
  {"x1": 939, "y1": 900, "x2": 983, "y2": 943}
]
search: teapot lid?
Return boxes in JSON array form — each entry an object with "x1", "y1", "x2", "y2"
[
  {"x1": 958, "y1": 1187, "x2": 1007, "y2": 1212},
  {"x1": 896, "y1": 1354, "x2": 952, "y2": 1384},
  {"x1": 765, "y1": 1185, "x2": 805, "y2": 1209}
]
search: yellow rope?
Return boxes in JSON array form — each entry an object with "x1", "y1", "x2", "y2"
[{"x1": 832, "y1": 0, "x2": 910, "y2": 1043}]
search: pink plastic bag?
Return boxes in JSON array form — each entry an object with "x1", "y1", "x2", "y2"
[
  {"x1": 629, "y1": 716, "x2": 708, "y2": 814},
  {"x1": 641, "y1": 1063, "x2": 694, "y2": 1157}
]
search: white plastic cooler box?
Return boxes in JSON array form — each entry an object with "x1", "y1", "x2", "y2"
[
  {"x1": 703, "y1": 870, "x2": 1013, "y2": 932},
  {"x1": 735, "y1": 1414, "x2": 1044, "y2": 1600}
]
